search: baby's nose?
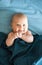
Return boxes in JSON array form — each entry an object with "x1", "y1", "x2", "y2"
[{"x1": 20, "y1": 26, "x2": 23, "y2": 31}]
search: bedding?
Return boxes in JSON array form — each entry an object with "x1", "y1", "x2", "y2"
[
  {"x1": 0, "y1": 32, "x2": 11, "y2": 65},
  {"x1": 33, "y1": 57, "x2": 42, "y2": 65},
  {"x1": 0, "y1": 32, "x2": 42, "y2": 65},
  {"x1": 0, "y1": 0, "x2": 42, "y2": 65},
  {"x1": 0, "y1": 9, "x2": 42, "y2": 35},
  {"x1": 0, "y1": 0, "x2": 42, "y2": 35}
]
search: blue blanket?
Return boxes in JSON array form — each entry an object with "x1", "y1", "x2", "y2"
[{"x1": 0, "y1": 32, "x2": 42, "y2": 65}]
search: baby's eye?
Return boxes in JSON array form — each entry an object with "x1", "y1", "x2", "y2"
[
  {"x1": 17, "y1": 24, "x2": 20, "y2": 26},
  {"x1": 23, "y1": 24, "x2": 25, "y2": 26}
]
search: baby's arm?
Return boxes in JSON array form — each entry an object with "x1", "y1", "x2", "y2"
[
  {"x1": 6, "y1": 32, "x2": 18, "y2": 46},
  {"x1": 21, "y1": 30, "x2": 34, "y2": 43}
]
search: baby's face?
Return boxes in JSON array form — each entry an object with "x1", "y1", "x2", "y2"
[{"x1": 11, "y1": 16, "x2": 28, "y2": 34}]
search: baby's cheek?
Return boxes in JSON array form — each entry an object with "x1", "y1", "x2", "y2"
[
  {"x1": 24, "y1": 28, "x2": 28, "y2": 33},
  {"x1": 16, "y1": 28, "x2": 19, "y2": 32}
]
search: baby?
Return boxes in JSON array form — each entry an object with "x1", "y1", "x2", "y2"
[{"x1": 6, "y1": 13, "x2": 34, "y2": 46}]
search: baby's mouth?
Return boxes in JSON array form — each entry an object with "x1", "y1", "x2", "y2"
[
  {"x1": 14, "y1": 30, "x2": 25, "y2": 34},
  {"x1": 18, "y1": 32, "x2": 25, "y2": 36}
]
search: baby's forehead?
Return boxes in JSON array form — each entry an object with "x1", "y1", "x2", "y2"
[
  {"x1": 14, "y1": 17, "x2": 27, "y2": 23},
  {"x1": 11, "y1": 13, "x2": 28, "y2": 24},
  {"x1": 13, "y1": 15, "x2": 27, "y2": 20}
]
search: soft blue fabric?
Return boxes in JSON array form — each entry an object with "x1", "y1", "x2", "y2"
[
  {"x1": 0, "y1": 33, "x2": 42, "y2": 65},
  {"x1": 0, "y1": 9, "x2": 16, "y2": 33},
  {"x1": 33, "y1": 57, "x2": 42, "y2": 65},
  {"x1": 0, "y1": 0, "x2": 42, "y2": 35},
  {"x1": 0, "y1": 0, "x2": 10, "y2": 7}
]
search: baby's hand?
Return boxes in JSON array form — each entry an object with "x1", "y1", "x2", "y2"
[
  {"x1": 20, "y1": 31, "x2": 34, "y2": 43},
  {"x1": 6, "y1": 32, "x2": 18, "y2": 46}
]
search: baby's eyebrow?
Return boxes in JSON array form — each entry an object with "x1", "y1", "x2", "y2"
[
  {"x1": 17, "y1": 23, "x2": 21, "y2": 25},
  {"x1": 16, "y1": 23, "x2": 25, "y2": 26}
]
